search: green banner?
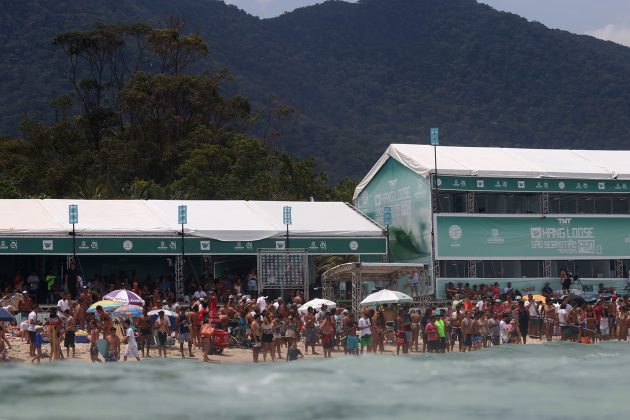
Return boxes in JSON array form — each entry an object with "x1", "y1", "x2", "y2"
[
  {"x1": 0, "y1": 236, "x2": 386, "y2": 255},
  {"x1": 356, "y1": 158, "x2": 432, "y2": 263},
  {"x1": 435, "y1": 215, "x2": 630, "y2": 259},
  {"x1": 435, "y1": 175, "x2": 630, "y2": 194}
]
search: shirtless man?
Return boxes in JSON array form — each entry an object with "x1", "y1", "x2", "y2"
[
  {"x1": 410, "y1": 309, "x2": 421, "y2": 352},
  {"x1": 105, "y1": 327, "x2": 120, "y2": 362},
  {"x1": 320, "y1": 312, "x2": 335, "y2": 358},
  {"x1": 461, "y1": 312, "x2": 473, "y2": 352},
  {"x1": 544, "y1": 299, "x2": 557, "y2": 342},
  {"x1": 450, "y1": 306, "x2": 463, "y2": 352},
  {"x1": 303, "y1": 307, "x2": 318, "y2": 355},
  {"x1": 96, "y1": 305, "x2": 112, "y2": 340},
  {"x1": 64, "y1": 309, "x2": 76, "y2": 358},
  {"x1": 154, "y1": 311, "x2": 170, "y2": 358},
  {"x1": 139, "y1": 309, "x2": 153, "y2": 357},
  {"x1": 251, "y1": 313, "x2": 262, "y2": 363},
  {"x1": 89, "y1": 320, "x2": 102, "y2": 362}
]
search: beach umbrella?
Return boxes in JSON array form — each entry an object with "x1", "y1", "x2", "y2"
[
  {"x1": 298, "y1": 298, "x2": 337, "y2": 314},
  {"x1": 148, "y1": 309, "x2": 178, "y2": 329},
  {"x1": 112, "y1": 305, "x2": 144, "y2": 319},
  {"x1": 0, "y1": 307, "x2": 16, "y2": 322},
  {"x1": 361, "y1": 289, "x2": 413, "y2": 306},
  {"x1": 103, "y1": 289, "x2": 145, "y2": 306},
  {"x1": 87, "y1": 300, "x2": 123, "y2": 313}
]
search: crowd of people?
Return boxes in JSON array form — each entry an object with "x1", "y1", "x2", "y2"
[{"x1": 3, "y1": 263, "x2": 630, "y2": 364}]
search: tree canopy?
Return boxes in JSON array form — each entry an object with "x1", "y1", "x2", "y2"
[{"x1": 0, "y1": 20, "x2": 354, "y2": 201}]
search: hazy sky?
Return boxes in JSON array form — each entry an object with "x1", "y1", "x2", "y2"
[{"x1": 223, "y1": 0, "x2": 630, "y2": 46}]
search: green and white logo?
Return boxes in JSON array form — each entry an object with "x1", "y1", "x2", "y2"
[{"x1": 448, "y1": 225, "x2": 463, "y2": 240}]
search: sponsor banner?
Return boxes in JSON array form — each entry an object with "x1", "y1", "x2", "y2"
[
  {"x1": 435, "y1": 214, "x2": 630, "y2": 259},
  {"x1": 435, "y1": 277, "x2": 628, "y2": 300},
  {"x1": 435, "y1": 175, "x2": 630, "y2": 194},
  {"x1": 0, "y1": 236, "x2": 386, "y2": 255},
  {"x1": 356, "y1": 158, "x2": 432, "y2": 263}
]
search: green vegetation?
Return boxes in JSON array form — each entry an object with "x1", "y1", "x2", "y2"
[
  {"x1": 0, "y1": 20, "x2": 353, "y2": 201},
  {"x1": 2, "y1": 0, "x2": 630, "y2": 183}
]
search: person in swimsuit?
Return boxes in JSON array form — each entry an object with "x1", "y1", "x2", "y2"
[
  {"x1": 303, "y1": 307, "x2": 318, "y2": 355},
  {"x1": 410, "y1": 309, "x2": 421, "y2": 352},
  {"x1": 105, "y1": 327, "x2": 120, "y2": 362},
  {"x1": 284, "y1": 312, "x2": 298, "y2": 348},
  {"x1": 320, "y1": 311, "x2": 335, "y2": 358},
  {"x1": 544, "y1": 300, "x2": 557, "y2": 342},
  {"x1": 344, "y1": 311, "x2": 359, "y2": 355},
  {"x1": 139, "y1": 309, "x2": 153, "y2": 357},
  {"x1": 154, "y1": 310, "x2": 170, "y2": 358},
  {"x1": 261, "y1": 316, "x2": 275, "y2": 362},
  {"x1": 89, "y1": 320, "x2": 102, "y2": 363},
  {"x1": 189, "y1": 305, "x2": 201, "y2": 348},
  {"x1": 272, "y1": 313, "x2": 286, "y2": 359},
  {"x1": 96, "y1": 305, "x2": 112, "y2": 340},
  {"x1": 251, "y1": 313, "x2": 262, "y2": 363},
  {"x1": 178, "y1": 306, "x2": 193, "y2": 358}
]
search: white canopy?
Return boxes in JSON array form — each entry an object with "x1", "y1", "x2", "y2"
[
  {"x1": 0, "y1": 199, "x2": 383, "y2": 240},
  {"x1": 354, "y1": 144, "x2": 630, "y2": 200}
]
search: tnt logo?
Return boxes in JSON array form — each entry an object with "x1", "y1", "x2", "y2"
[{"x1": 557, "y1": 218, "x2": 572, "y2": 224}]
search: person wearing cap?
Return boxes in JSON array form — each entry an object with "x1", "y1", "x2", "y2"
[{"x1": 434, "y1": 312, "x2": 446, "y2": 353}]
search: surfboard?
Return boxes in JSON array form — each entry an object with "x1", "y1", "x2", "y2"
[{"x1": 96, "y1": 339, "x2": 108, "y2": 358}]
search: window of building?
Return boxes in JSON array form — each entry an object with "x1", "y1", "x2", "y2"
[
  {"x1": 485, "y1": 194, "x2": 506, "y2": 213},
  {"x1": 612, "y1": 196, "x2": 629, "y2": 214},
  {"x1": 594, "y1": 195, "x2": 612, "y2": 214},
  {"x1": 577, "y1": 197, "x2": 595, "y2": 214}
]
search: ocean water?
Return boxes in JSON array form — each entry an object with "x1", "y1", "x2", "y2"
[{"x1": 1, "y1": 342, "x2": 629, "y2": 420}]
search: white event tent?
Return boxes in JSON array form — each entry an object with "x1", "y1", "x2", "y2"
[
  {"x1": 0, "y1": 199, "x2": 383, "y2": 240},
  {"x1": 354, "y1": 144, "x2": 630, "y2": 199}
]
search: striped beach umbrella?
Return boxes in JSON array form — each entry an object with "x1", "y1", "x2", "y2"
[
  {"x1": 103, "y1": 289, "x2": 145, "y2": 306},
  {"x1": 87, "y1": 300, "x2": 123, "y2": 313},
  {"x1": 112, "y1": 304, "x2": 144, "y2": 319}
]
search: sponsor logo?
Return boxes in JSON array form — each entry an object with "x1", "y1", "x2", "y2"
[
  {"x1": 448, "y1": 225, "x2": 463, "y2": 240},
  {"x1": 200, "y1": 241, "x2": 211, "y2": 251},
  {"x1": 558, "y1": 181, "x2": 565, "y2": 190},
  {"x1": 349, "y1": 240, "x2": 359, "y2": 251},
  {"x1": 530, "y1": 227, "x2": 542, "y2": 239},
  {"x1": 275, "y1": 241, "x2": 286, "y2": 250},
  {"x1": 486, "y1": 228, "x2": 504, "y2": 244},
  {"x1": 517, "y1": 181, "x2": 525, "y2": 189},
  {"x1": 598, "y1": 182, "x2": 605, "y2": 190},
  {"x1": 122, "y1": 240, "x2": 133, "y2": 251},
  {"x1": 42, "y1": 240, "x2": 53, "y2": 251},
  {"x1": 476, "y1": 180, "x2": 484, "y2": 188}
]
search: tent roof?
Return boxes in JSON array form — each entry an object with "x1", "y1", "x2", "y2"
[
  {"x1": 0, "y1": 199, "x2": 382, "y2": 241},
  {"x1": 354, "y1": 145, "x2": 630, "y2": 200}
]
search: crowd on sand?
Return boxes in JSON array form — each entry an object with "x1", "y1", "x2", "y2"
[{"x1": 2, "y1": 268, "x2": 630, "y2": 364}]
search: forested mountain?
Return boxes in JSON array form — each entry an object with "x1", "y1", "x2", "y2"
[{"x1": 2, "y1": 0, "x2": 630, "y2": 182}]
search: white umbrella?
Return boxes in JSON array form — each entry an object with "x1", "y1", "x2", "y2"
[
  {"x1": 298, "y1": 298, "x2": 337, "y2": 313},
  {"x1": 147, "y1": 309, "x2": 178, "y2": 318},
  {"x1": 361, "y1": 289, "x2": 413, "y2": 306}
]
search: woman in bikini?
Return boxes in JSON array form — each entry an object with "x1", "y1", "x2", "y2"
[
  {"x1": 189, "y1": 305, "x2": 201, "y2": 348},
  {"x1": 261, "y1": 315, "x2": 275, "y2": 362}
]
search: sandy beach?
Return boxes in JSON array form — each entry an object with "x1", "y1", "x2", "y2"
[{"x1": 3, "y1": 332, "x2": 548, "y2": 365}]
